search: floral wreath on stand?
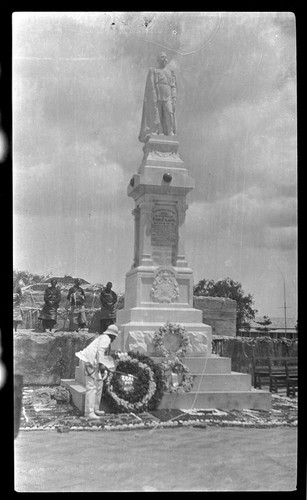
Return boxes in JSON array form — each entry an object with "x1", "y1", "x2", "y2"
[
  {"x1": 153, "y1": 322, "x2": 194, "y2": 393},
  {"x1": 102, "y1": 351, "x2": 164, "y2": 414},
  {"x1": 152, "y1": 322, "x2": 192, "y2": 358},
  {"x1": 160, "y1": 358, "x2": 194, "y2": 393}
]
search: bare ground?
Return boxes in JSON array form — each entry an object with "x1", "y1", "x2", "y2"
[{"x1": 14, "y1": 426, "x2": 297, "y2": 492}]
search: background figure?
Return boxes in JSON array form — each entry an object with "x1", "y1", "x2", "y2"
[
  {"x1": 138, "y1": 52, "x2": 177, "y2": 143},
  {"x1": 38, "y1": 279, "x2": 61, "y2": 332},
  {"x1": 75, "y1": 324, "x2": 119, "y2": 418},
  {"x1": 13, "y1": 280, "x2": 23, "y2": 332},
  {"x1": 100, "y1": 282, "x2": 117, "y2": 334},
  {"x1": 67, "y1": 278, "x2": 87, "y2": 332}
]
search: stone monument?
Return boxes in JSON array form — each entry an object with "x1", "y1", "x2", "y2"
[
  {"x1": 61, "y1": 53, "x2": 271, "y2": 412},
  {"x1": 111, "y1": 53, "x2": 271, "y2": 410}
]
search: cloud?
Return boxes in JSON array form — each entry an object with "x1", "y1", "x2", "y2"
[
  {"x1": 180, "y1": 73, "x2": 296, "y2": 209},
  {"x1": 14, "y1": 208, "x2": 134, "y2": 287},
  {"x1": 14, "y1": 153, "x2": 129, "y2": 217},
  {"x1": 187, "y1": 186, "x2": 297, "y2": 252}
]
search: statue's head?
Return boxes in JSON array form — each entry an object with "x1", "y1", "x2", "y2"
[
  {"x1": 50, "y1": 278, "x2": 58, "y2": 286},
  {"x1": 157, "y1": 52, "x2": 168, "y2": 68},
  {"x1": 106, "y1": 282, "x2": 113, "y2": 290},
  {"x1": 74, "y1": 278, "x2": 81, "y2": 286}
]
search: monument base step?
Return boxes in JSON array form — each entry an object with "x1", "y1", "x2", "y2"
[
  {"x1": 152, "y1": 355, "x2": 232, "y2": 371},
  {"x1": 191, "y1": 372, "x2": 251, "y2": 391},
  {"x1": 158, "y1": 389, "x2": 272, "y2": 411},
  {"x1": 61, "y1": 378, "x2": 271, "y2": 414},
  {"x1": 61, "y1": 379, "x2": 86, "y2": 413}
]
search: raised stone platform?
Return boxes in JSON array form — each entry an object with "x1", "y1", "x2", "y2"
[{"x1": 61, "y1": 354, "x2": 272, "y2": 413}]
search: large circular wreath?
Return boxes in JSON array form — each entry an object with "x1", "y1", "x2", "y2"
[
  {"x1": 153, "y1": 322, "x2": 192, "y2": 358},
  {"x1": 102, "y1": 351, "x2": 164, "y2": 414},
  {"x1": 160, "y1": 358, "x2": 194, "y2": 393}
]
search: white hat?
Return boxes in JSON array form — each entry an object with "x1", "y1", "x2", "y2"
[{"x1": 104, "y1": 324, "x2": 119, "y2": 337}]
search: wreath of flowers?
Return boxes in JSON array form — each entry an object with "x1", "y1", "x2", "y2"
[
  {"x1": 153, "y1": 322, "x2": 192, "y2": 358},
  {"x1": 102, "y1": 351, "x2": 164, "y2": 414},
  {"x1": 160, "y1": 358, "x2": 194, "y2": 393}
]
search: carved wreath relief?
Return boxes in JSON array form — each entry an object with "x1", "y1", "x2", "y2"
[{"x1": 151, "y1": 269, "x2": 179, "y2": 303}]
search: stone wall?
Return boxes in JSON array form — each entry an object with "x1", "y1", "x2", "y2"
[
  {"x1": 193, "y1": 296, "x2": 236, "y2": 336},
  {"x1": 14, "y1": 331, "x2": 96, "y2": 385},
  {"x1": 14, "y1": 330, "x2": 298, "y2": 385}
]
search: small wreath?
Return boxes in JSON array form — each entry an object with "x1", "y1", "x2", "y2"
[
  {"x1": 153, "y1": 322, "x2": 192, "y2": 358},
  {"x1": 103, "y1": 351, "x2": 164, "y2": 414},
  {"x1": 160, "y1": 358, "x2": 194, "y2": 393}
]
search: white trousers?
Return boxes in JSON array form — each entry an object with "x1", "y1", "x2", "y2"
[{"x1": 80, "y1": 360, "x2": 104, "y2": 416}]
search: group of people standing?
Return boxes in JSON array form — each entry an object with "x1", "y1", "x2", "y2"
[{"x1": 13, "y1": 278, "x2": 118, "y2": 335}]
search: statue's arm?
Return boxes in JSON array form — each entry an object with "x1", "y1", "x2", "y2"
[{"x1": 146, "y1": 68, "x2": 158, "y2": 103}]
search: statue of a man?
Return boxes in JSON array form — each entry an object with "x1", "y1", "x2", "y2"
[{"x1": 138, "y1": 52, "x2": 177, "y2": 143}]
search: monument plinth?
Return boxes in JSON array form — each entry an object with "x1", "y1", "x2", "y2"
[{"x1": 114, "y1": 134, "x2": 211, "y2": 356}]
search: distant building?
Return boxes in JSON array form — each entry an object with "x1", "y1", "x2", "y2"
[{"x1": 239, "y1": 317, "x2": 297, "y2": 340}]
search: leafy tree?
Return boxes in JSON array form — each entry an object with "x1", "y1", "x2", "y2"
[
  {"x1": 194, "y1": 277, "x2": 257, "y2": 333},
  {"x1": 254, "y1": 315, "x2": 272, "y2": 333},
  {"x1": 13, "y1": 270, "x2": 48, "y2": 286}
]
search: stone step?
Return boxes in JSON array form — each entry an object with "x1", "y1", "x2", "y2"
[
  {"x1": 61, "y1": 379, "x2": 85, "y2": 413},
  {"x1": 191, "y1": 372, "x2": 251, "y2": 392},
  {"x1": 159, "y1": 389, "x2": 272, "y2": 411},
  {"x1": 152, "y1": 356, "x2": 232, "y2": 373},
  {"x1": 117, "y1": 309, "x2": 204, "y2": 325},
  {"x1": 62, "y1": 376, "x2": 271, "y2": 413},
  {"x1": 74, "y1": 357, "x2": 233, "y2": 385},
  {"x1": 75, "y1": 363, "x2": 248, "y2": 390}
]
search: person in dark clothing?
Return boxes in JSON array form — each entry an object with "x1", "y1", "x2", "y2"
[
  {"x1": 67, "y1": 278, "x2": 87, "y2": 332},
  {"x1": 13, "y1": 280, "x2": 23, "y2": 332},
  {"x1": 39, "y1": 279, "x2": 61, "y2": 332},
  {"x1": 99, "y1": 282, "x2": 117, "y2": 334}
]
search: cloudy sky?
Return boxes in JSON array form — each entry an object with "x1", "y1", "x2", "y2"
[{"x1": 13, "y1": 12, "x2": 297, "y2": 318}]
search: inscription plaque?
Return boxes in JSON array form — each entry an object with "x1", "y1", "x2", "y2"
[{"x1": 151, "y1": 208, "x2": 177, "y2": 247}]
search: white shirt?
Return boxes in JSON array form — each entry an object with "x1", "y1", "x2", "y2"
[{"x1": 75, "y1": 334, "x2": 115, "y2": 370}]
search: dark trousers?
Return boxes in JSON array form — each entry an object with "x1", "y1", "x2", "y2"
[{"x1": 42, "y1": 319, "x2": 56, "y2": 331}]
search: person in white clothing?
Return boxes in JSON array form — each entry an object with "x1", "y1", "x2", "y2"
[{"x1": 75, "y1": 324, "x2": 119, "y2": 419}]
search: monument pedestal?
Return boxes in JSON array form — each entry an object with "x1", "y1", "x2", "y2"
[
  {"x1": 112, "y1": 134, "x2": 211, "y2": 356},
  {"x1": 61, "y1": 354, "x2": 271, "y2": 413}
]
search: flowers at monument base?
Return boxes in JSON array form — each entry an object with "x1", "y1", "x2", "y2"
[
  {"x1": 102, "y1": 351, "x2": 164, "y2": 413},
  {"x1": 152, "y1": 322, "x2": 194, "y2": 393},
  {"x1": 19, "y1": 386, "x2": 297, "y2": 431},
  {"x1": 153, "y1": 322, "x2": 192, "y2": 358},
  {"x1": 160, "y1": 357, "x2": 194, "y2": 393}
]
